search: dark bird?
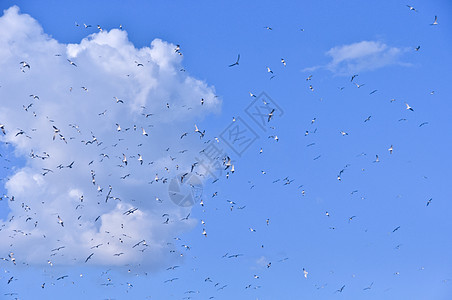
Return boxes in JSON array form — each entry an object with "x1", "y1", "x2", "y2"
[
  {"x1": 85, "y1": 252, "x2": 94, "y2": 263},
  {"x1": 229, "y1": 54, "x2": 240, "y2": 67}
]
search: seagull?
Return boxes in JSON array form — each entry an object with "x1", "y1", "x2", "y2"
[
  {"x1": 249, "y1": 92, "x2": 257, "y2": 97},
  {"x1": 67, "y1": 59, "x2": 77, "y2": 67},
  {"x1": 142, "y1": 127, "x2": 148, "y2": 136},
  {"x1": 264, "y1": 26, "x2": 272, "y2": 30},
  {"x1": 281, "y1": 58, "x2": 286, "y2": 66},
  {"x1": 0, "y1": 124, "x2": 5, "y2": 134},
  {"x1": 393, "y1": 226, "x2": 401, "y2": 232},
  {"x1": 415, "y1": 46, "x2": 421, "y2": 51},
  {"x1": 388, "y1": 145, "x2": 393, "y2": 154},
  {"x1": 406, "y1": 5, "x2": 417, "y2": 12},
  {"x1": 405, "y1": 102, "x2": 414, "y2": 111},
  {"x1": 83, "y1": 23, "x2": 92, "y2": 28},
  {"x1": 97, "y1": 25, "x2": 103, "y2": 32},
  {"x1": 116, "y1": 123, "x2": 121, "y2": 131},
  {"x1": 20, "y1": 61, "x2": 30, "y2": 69},
  {"x1": 364, "y1": 116, "x2": 372, "y2": 122},
  {"x1": 113, "y1": 97, "x2": 123, "y2": 103},
  {"x1": 229, "y1": 54, "x2": 240, "y2": 67},
  {"x1": 354, "y1": 82, "x2": 365, "y2": 88},
  {"x1": 363, "y1": 282, "x2": 374, "y2": 290},
  {"x1": 303, "y1": 268, "x2": 308, "y2": 278},
  {"x1": 138, "y1": 154, "x2": 143, "y2": 165},
  {"x1": 85, "y1": 252, "x2": 94, "y2": 263},
  {"x1": 266, "y1": 66, "x2": 273, "y2": 74},
  {"x1": 430, "y1": 15, "x2": 438, "y2": 25},
  {"x1": 351, "y1": 74, "x2": 358, "y2": 82},
  {"x1": 335, "y1": 285, "x2": 345, "y2": 293},
  {"x1": 122, "y1": 154, "x2": 128, "y2": 165},
  {"x1": 57, "y1": 215, "x2": 64, "y2": 227},
  {"x1": 268, "y1": 109, "x2": 275, "y2": 122},
  {"x1": 426, "y1": 198, "x2": 432, "y2": 206},
  {"x1": 194, "y1": 124, "x2": 205, "y2": 138}
]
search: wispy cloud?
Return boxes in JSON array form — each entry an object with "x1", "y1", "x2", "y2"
[
  {"x1": 305, "y1": 40, "x2": 409, "y2": 74},
  {"x1": 0, "y1": 6, "x2": 220, "y2": 267}
]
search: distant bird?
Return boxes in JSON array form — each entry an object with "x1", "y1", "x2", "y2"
[
  {"x1": 406, "y1": 5, "x2": 417, "y2": 12},
  {"x1": 264, "y1": 26, "x2": 272, "y2": 30},
  {"x1": 426, "y1": 198, "x2": 432, "y2": 206},
  {"x1": 122, "y1": 153, "x2": 128, "y2": 165},
  {"x1": 430, "y1": 15, "x2": 438, "y2": 25},
  {"x1": 0, "y1": 124, "x2": 5, "y2": 135},
  {"x1": 419, "y1": 122, "x2": 429, "y2": 127},
  {"x1": 57, "y1": 215, "x2": 64, "y2": 227},
  {"x1": 354, "y1": 82, "x2": 365, "y2": 88},
  {"x1": 268, "y1": 109, "x2": 275, "y2": 122},
  {"x1": 266, "y1": 66, "x2": 273, "y2": 74},
  {"x1": 113, "y1": 97, "x2": 123, "y2": 103},
  {"x1": 97, "y1": 25, "x2": 103, "y2": 31},
  {"x1": 351, "y1": 74, "x2": 358, "y2": 82},
  {"x1": 388, "y1": 145, "x2": 393, "y2": 154},
  {"x1": 194, "y1": 124, "x2": 205, "y2": 138},
  {"x1": 281, "y1": 58, "x2": 286, "y2": 66},
  {"x1": 229, "y1": 54, "x2": 240, "y2": 67},
  {"x1": 363, "y1": 282, "x2": 374, "y2": 290},
  {"x1": 336, "y1": 285, "x2": 345, "y2": 293},
  {"x1": 67, "y1": 59, "x2": 77, "y2": 67},
  {"x1": 142, "y1": 127, "x2": 148, "y2": 136},
  {"x1": 415, "y1": 46, "x2": 421, "y2": 51},
  {"x1": 393, "y1": 226, "x2": 401, "y2": 232},
  {"x1": 364, "y1": 116, "x2": 371, "y2": 122},
  {"x1": 405, "y1": 102, "x2": 414, "y2": 111},
  {"x1": 20, "y1": 61, "x2": 30, "y2": 69},
  {"x1": 85, "y1": 253, "x2": 94, "y2": 263},
  {"x1": 303, "y1": 268, "x2": 308, "y2": 278},
  {"x1": 83, "y1": 23, "x2": 92, "y2": 28}
]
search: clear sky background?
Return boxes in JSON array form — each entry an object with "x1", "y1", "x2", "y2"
[{"x1": 0, "y1": 1, "x2": 451, "y2": 299}]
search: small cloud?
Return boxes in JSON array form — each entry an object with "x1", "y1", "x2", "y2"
[{"x1": 305, "y1": 41, "x2": 409, "y2": 74}]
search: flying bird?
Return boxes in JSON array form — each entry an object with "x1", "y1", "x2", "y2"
[
  {"x1": 430, "y1": 15, "x2": 438, "y2": 25},
  {"x1": 405, "y1": 102, "x2": 414, "y2": 111},
  {"x1": 67, "y1": 59, "x2": 77, "y2": 67},
  {"x1": 229, "y1": 54, "x2": 240, "y2": 67},
  {"x1": 85, "y1": 253, "x2": 94, "y2": 263}
]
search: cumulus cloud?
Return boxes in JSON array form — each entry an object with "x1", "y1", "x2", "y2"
[
  {"x1": 305, "y1": 40, "x2": 408, "y2": 74},
  {"x1": 0, "y1": 6, "x2": 220, "y2": 267}
]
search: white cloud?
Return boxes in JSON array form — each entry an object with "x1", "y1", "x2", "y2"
[
  {"x1": 0, "y1": 6, "x2": 220, "y2": 267},
  {"x1": 305, "y1": 40, "x2": 408, "y2": 74}
]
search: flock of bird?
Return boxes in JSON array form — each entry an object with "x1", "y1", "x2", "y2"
[{"x1": 0, "y1": 4, "x2": 444, "y2": 299}]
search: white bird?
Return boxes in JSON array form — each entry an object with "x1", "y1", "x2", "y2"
[
  {"x1": 116, "y1": 123, "x2": 121, "y2": 131},
  {"x1": 266, "y1": 67, "x2": 273, "y2": 74},
  {"x1": 430, "y1": 15, "x2": 438, "y2": 25},
  {"x1": 281, "y1": 58, "x2": 286, "y2": 66},
  {"x1": 388, "y1": 145, "x2": 393, "y2": 154},
  {"x1": 122, "y1": 154, "x2": 128, "y2": 165},
  {"x1": 303, "y1": 268, "x2": 308, "y2": 278},
  {"x1": 67, "y1": 59, "x2": 77, "y2": 67},
  {"x1": 142, "y1": 127, "x2": 148, "y2": 136},
  {"x1": 405, "y1": 102, "x2": 414, "y2": 111},
  {"x1": 406, "y1": 5, "x2": 417, "y2": 12}
]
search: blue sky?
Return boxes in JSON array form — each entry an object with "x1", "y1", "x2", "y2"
[{"x1": 0, "y1": 1, "x2": 451, "y2": 299}]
